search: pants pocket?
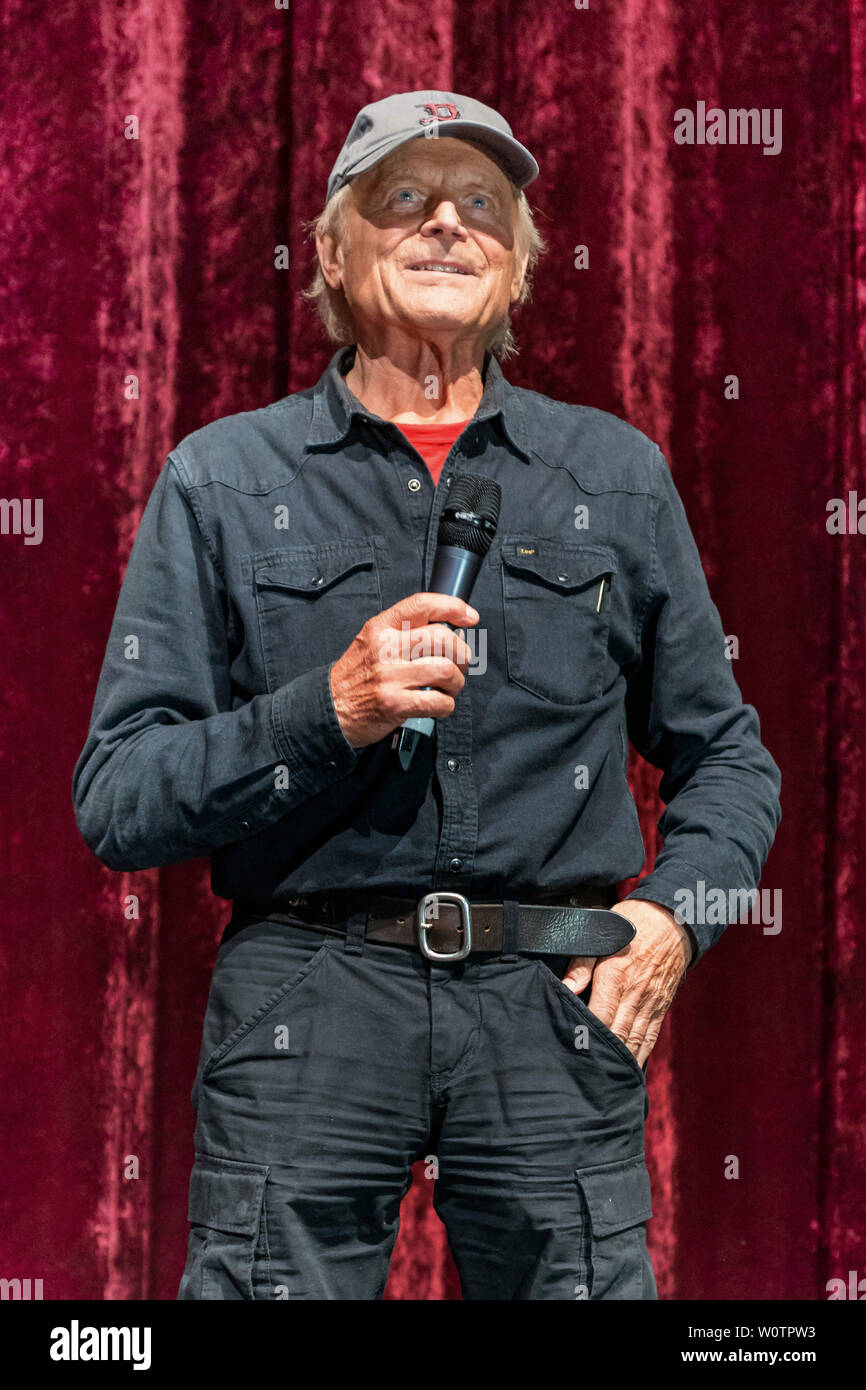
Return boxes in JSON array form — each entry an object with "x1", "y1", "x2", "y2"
[
  {"x1": 532, "y1": 957, "x2": 647, "y2": 1086},
  {"x1": 574, "y1": 1154, "x2": 655, "y2": 1300},
  {"x1": 198, "y1": 931, "x2": 332, "y2": 1082},
  {"x1": 177, "y1": 1153, "x2": 270, "y2": 1300}
]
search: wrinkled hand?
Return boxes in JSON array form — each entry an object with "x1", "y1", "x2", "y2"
[
  {"x1": 562, "y1": 900, "x2": 694, "y2": 1066},
  {"x1": 329, "y1": 592, "x2": 478, "y2": 749}
]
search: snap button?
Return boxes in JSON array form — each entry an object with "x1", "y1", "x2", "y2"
[
  {"x1": 557, "y1": 572, "x2": 569, "y2": 582},
  {"x1": 447, "y1": 758, "x2": 460, "y2": 772},
  {"x1": 310, "y1": 573, "x2": 324, "y2": 586},
  {"x1": 448, "y1": 856, "x2": 463, "y2": 872},
  {"x1": 408, "y1": 478, "x2": 422, "y2": 492}
]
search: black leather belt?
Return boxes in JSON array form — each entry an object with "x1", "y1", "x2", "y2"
[{"x1": 229, "y1": 886, "x2": 633, "y2": 961}]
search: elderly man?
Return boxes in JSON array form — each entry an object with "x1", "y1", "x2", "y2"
[{"x1": 72, "y1": 91, "x2": 781, "y2": 1301}]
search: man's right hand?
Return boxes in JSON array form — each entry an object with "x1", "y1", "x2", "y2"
[{"x1": 329, "y1": 592, "x2": 479, "y2": 750}]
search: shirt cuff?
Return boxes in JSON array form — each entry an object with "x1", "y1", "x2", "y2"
[
  {"x1": 622, "y1": 859, "x2": 730, "y2": 968},
  {"x1": 270, "y1": 661, "x2": 357, "y2": 799}
]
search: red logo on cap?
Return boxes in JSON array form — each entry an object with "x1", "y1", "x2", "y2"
[{"x1": 417, "y1": 102, "x2": 460, "y2": 124}]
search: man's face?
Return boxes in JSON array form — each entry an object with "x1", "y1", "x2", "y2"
[{"x1": 318, "y1": 138, "x2": 527, "y2": 347}]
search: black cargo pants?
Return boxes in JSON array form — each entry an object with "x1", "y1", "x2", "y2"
[{"x1": 177, "y1": 910, "x2": 657, "y2": 1301}]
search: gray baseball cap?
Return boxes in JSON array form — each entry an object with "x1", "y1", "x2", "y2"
[{"x1": 326, "y1": 90, "x2": 539, "y2": 202}]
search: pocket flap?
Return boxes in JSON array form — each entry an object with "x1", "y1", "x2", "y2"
[
  {"x1": 575, "y1": 1154, "x2": 652, "y2": 1237},
  {"x1": 501, "y1": 538, "x2": 617, "y2": 591},
  {"x1": 255, "y1": 540, "x2": 376, "y2": 595},
  {"x1": 187, "y1": 1154, "x2": 269, "y2": 1235}
]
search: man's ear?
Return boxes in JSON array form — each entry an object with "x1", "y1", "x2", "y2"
[{"x1": 316, "y1": 228, "x2": 344, "y2": 291}]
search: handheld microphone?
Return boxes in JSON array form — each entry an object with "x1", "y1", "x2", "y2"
[{"x1": 392, "y1": 473, "x2": 501, "y2": 770}]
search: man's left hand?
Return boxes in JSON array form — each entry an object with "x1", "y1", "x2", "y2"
[{"x1": 562, "y1": 900, "x2": 694, "y2": 1067}]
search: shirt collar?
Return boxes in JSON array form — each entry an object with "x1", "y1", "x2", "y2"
[{"x1": 305, "y1": 344, "x2": 531, "y2": 462}]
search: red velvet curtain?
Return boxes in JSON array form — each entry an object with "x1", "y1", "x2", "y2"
[{"x1": 1, "y1": 0, "x2": 863, "y2": 1300}]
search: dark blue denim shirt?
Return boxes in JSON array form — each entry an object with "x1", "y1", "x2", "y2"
[{"x1": 72, "y1": 346, "x2": 781, "y2": 962}]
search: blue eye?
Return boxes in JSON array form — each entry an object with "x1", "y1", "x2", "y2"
[
  {"x1": 471, "y1": 195, "x2": 488, "y2": 208},
  {"x1": 395, "y1": 188, "x2": 418, "y2": 202}
]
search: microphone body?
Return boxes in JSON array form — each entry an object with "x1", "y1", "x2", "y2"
[
  {"x1": 429, "y1": 543, "x2": 484, "y2": 606},
  {"x1": 395, "y1": 546, "x2": 484, "y2": 752},
  {"x1": 392, "y1": 474, "x2": 501, "y2": 770}
]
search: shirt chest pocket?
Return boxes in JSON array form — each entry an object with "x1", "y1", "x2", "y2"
[
  {"x1": 500, "y1": 537, "x2": 618, "y2": 705},
  {"x1": 252, "y1": 538, "x2": 384, "y2": 693}
]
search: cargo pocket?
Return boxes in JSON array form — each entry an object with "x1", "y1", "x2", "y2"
[
  {"x1": 574, "y1": 1154, "x2": 654, "y2": 1300},
  {"x1": 500, "y1": 537, "x2": 617, "y2": 705},
  {"x1": 179, "y1": 1153, "x2": 270, "y2": 1300}
]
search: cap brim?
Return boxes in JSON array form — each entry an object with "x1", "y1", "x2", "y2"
[{"x1": 338, "y1": 121, "x2": 539, "y2": 193}]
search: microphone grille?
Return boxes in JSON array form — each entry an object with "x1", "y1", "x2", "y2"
[{"x1": 438, "y1": 474, "x2": 502, "y2": 555}]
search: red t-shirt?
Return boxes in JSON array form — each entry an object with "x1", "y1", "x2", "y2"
[{"x1": 397, "y1": 420, "x2": 470, "y2": 485}]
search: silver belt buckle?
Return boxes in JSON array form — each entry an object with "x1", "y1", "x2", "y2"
[{"x1": 417, "y1": 891, "x2": 472, "y2": 961}]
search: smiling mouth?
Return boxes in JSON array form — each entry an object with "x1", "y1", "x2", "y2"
[{"x1": 406, "y1": 262, "x2": 472, "y2": 275}]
